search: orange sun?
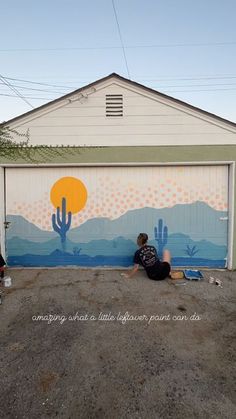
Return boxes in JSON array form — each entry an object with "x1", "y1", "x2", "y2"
[{"x1": 50, "y1": 177, "x2": 87, "y2": 214}]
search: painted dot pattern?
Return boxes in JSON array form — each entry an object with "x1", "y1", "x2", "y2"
[{"x1": 8, "y1": 167, "x2": 228, "y2": 230}]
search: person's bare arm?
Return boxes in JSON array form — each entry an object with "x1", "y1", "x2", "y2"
[{"x1": 121, "y1": 264, "x2": 139, "y2": 279}]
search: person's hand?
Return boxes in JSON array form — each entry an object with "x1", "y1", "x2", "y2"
[{"x1": 120, "y1": 273, "x2": 131, "y2": 279}]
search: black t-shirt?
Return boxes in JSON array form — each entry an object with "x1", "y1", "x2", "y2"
[{"x1": 134, "y1": 245, "x2": 161, "y2": 278}]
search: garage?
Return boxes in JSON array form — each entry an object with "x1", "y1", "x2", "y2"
[
  {"x1": 1, "y1": 73, "x2": 235, "y2": 269},
  {"x1": 5, "y1": 164, "x2": 228, "y2": 268}
]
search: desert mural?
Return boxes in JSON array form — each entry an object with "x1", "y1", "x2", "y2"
[{"x1": 5, "y1": 166, "x2": 228, "y2": 268}]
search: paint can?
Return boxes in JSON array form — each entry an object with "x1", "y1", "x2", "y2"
[{"x1": 3, "y1": 276, "x2": 12, "y2": 287}]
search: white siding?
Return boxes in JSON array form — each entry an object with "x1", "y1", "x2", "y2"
[{"x1": 7, "y1": 78, "x2": 236, "y2": 146}]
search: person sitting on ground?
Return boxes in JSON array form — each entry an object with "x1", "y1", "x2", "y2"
[
  {"x1": 122, "y1": 233, "x2": 171, "y2": 280},
  {"x1": 0, "y1": 253, "x2": 6, "y2": 281}
]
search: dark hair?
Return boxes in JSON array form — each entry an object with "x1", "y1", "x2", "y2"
[{"x1": 137, "y1": 233, "x2": 148, "y2": 246}]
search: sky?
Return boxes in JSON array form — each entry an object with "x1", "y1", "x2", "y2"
[{"x1": 0, "y1": 0, "x2": 236, "y2": 123}]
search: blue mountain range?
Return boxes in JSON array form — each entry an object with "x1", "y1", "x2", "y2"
[
  {"x1": 7, "y1": 201, "x2": 227, "y2": 246},
  {"x1": 6, "y1": 201, "x2": 227, "y2": 267},
  {"x1": 7, "y1": 232, "x2": 226, "y2": 261}
]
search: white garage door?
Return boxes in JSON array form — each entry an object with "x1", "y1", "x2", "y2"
[{"x1": 5, "y1": 165, "x2": 228, "y2": 268}]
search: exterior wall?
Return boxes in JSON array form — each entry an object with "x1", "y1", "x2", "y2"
[
  {"x1": 0, "y1": 145, "x2": 236, "y2": 269},
  {"x1": 7, "y1": 79, "x2": 236, "y2": 146}
]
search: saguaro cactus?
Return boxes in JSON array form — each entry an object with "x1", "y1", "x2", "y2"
[
  {"x1": 154, "y1": 218, "x2": 168, "y2": 258},
  {"x1": 52, "y1": 197, "x2": 72, "y2": 252}
]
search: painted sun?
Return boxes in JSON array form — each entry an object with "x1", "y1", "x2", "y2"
[{"x1": 50, "y1": 176, "x2": 88, "y2": 214}]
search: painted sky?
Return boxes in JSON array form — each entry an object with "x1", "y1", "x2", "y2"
[
  {"x1": 6, "y1": 166, "x2": 228, "y2": 230},
  {"x1": 0, "y1": 0, "x2": 236, "y2": 123}
]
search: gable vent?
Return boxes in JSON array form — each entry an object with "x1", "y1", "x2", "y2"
[{"x1": 106, "y1": 94, "x2": 123, "y2": 117}]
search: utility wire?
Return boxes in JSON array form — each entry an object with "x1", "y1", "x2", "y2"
[
  {"x1": 1, "y1": 79, "x2": 236, "y2": 95},
  {"x1": 2, "y1": 75, "x2": 236, "y2": 91},
  {"x1": 1, "y1": 87, "x2": 236, "y2": 102},
  {"x1": 0, "y1": 81, "x2": 67, "y2": 94},
  {"x1": 138, "y1": 76, "x2": 236, "y2": 82},
  {"x1": 145, "y1": 82, "x2": 236, "y2": 88},
  {"x1": 0, "y1": 74, "x2": 34, "y2": 108},
  {"x1": 1, "y1": 81, "x2": 236, "y2": 96},
  {"x1": 3, "y1": 76, "x2": 73, "y2": 89},
  {"x1": 111, "y1": 0, "x2": 131, "y2": 79},
  {"x1": 0, "y1": 93, "x2": 52, "y2": 100},
  {"x1": 0, "y1": 41, "x2": 235, "y2": 52}
]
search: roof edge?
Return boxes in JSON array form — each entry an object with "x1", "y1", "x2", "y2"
[{"x1": 1, "y1": 72, "x2": 236, "y2": 129}]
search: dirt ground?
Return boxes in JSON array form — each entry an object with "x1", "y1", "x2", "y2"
[{"x1": 0, "y1": 268, "x2": 236, "y2": 419}]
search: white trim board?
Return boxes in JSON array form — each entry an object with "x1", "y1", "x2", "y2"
[{"x1": 1, "y1": 161, "x2": 235, "y2": 168}]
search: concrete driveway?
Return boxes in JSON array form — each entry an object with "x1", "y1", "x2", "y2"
[{"x1": 0, "y1": 268, "x2": 236, "y2": 419}]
